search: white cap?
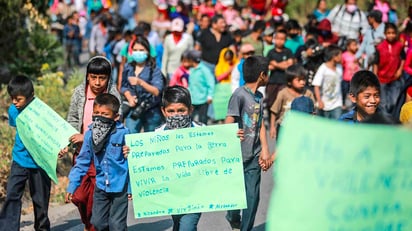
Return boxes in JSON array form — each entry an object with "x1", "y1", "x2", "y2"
[
  {"x1": 221, "y1": 0, "x2": 234, "y2": 6},
  {"x1": 171, "y1": 18, "x2": 184, "y2": 32}
]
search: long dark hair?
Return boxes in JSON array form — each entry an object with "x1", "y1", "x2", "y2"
[{"x1": 128, "y1": 35, "x2": 156, "y2": 69}]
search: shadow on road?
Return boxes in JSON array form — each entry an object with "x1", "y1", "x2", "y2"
[
  {"x1": 128, "y1": 218, "x2": 173, "y2": 231},
  {"x1": 51, "y1": 218, "x2": 82, "y2": 231},
  {"x1": 253, "y1": 222, "x2": 266, "y2": 231}
]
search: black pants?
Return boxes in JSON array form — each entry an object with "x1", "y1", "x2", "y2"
[
  {"x1": 91, "y1": 186, "x2": 128, "y2": 231},
  {"x1": 0, "y1": 161, "x2": 51, "y2": 231},
  {"x1": 192, "y1": 103, "x2": 209, "y2": 124}
]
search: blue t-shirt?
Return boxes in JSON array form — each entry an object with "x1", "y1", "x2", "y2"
[{"x1": 9, "y1": 104, "x2": 38, "y2": 168}]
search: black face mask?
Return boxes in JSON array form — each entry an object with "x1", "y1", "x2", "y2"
[
  {"x1": 165, "y1": 115, "x2": 192, "y2": 130},
  {"x1": 91, "y1": 116, "x2": 116, "y2": 153},
  {"x1": 320, "y1": 30, "x2": 332, "y2": 38},
  {"x1": 289, "y1": 33, "x2": 299, "y2": 38}
]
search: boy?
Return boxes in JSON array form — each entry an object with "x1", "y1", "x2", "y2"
[
  {"x1": 0, "y1": 75, "x2": 51, "y2": 230},
  {"x1": 187, "y1": 50, "x2": 215, "y2": 125},
  {"x1": 313, "y1": 44, "x2": 343, "y2": 119},
  {"x1": 225, "y1": 56, "x2": 272, "y2": 231},
  {"x1": 64, "y1": 56, "x2": 120, "y2": 231},
  {"x1": 373, "y1": 23, "x2": 405, "y2": 115},
  {"x1": 266, "y1": 29, "x2": 294, "y2": 119},
  {"x1": 339, "y1": 70, "x2": 384, "y2": 123},
  {"x1": 157, "y1": 86, "x2": 203, "y2": 230},
  {"x1": 269, "y1": 64, "x2": 315, "y2": 139},
  {"x1": 66, "y1": 93, "x2": 130, "y2": 231}
]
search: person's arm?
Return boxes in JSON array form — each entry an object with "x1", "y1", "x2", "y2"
[
  {"x1": 205, "y1": 67, "x2": 216, "y2": 104},
  {"x1": 396, "y1": 49, "x2": 406, "y2": 79},
  {"x1": 404, "y1": 51, "x2": 412, "y2": 76},
  {"x1": 269, "y1": 112, "x2": 277, "y2": 139},
  {"x1": 161, "y1": 37, "x2": 169, "y2": 75},
  {"x1": 314, "y1": 86, "x2": 324, "y2": 110},
  {"x1": 66, "y1": 134, "x2": 93, "y2": 201},
  {"x1": 138, "y1": 67, "x2": 164, "y2": 97},
  {"x1": 372, "y1": 50, "x2": 380, "y2": 75},
  {"x1": 259, "y1": 120, "x2": 272, "y2": 171}
]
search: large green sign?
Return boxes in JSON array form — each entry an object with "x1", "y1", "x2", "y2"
[
  {"x1": 16, "y1": 97, "x2": 77, "y2": 183},
  {"x1": 268, "y1": 112, "x2": 412, "y2": 230},
  {"x1": 126, "y1": 123, "x2": 247, "y2": 218}
]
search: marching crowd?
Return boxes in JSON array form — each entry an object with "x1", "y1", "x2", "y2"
[{"x1": 1, "y1": 0, "x2": 412, "y2": 231}]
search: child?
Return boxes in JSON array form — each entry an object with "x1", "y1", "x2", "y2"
[
  {"x1": 0, "y1": 75, "x2": 51, "y2": 230},
  {"x1": 341, "y1": 39, "x2": 360, "y2": 109},
  {"x1": 187, "y1": 50, "x2": 215, "y2": 125},
  {"x1": 373, "y1": 22, "x2": 405, "y2": 115},
  {"x1": 169, "y1": 51, "x2": 191, "y2": 88},
  {"x1": 156, "y1": 86, "x2": 203, "y2": 230},
  {"x1": 64, "y1": 56, "x2": 120, "y2": 231},
  {"x1": 339, "y1": 70, "x2": 384, "y2": 123},
  {"x1": 266, "y1": 29, "x2": 294, "y2": 120},
  {"x1": 225, "y1": 56, "x2": 272, "y2": 231},
  {"x1": 313, "y1": 44, "x2": 343, "y2": 119},
  {"x1": 269, "y1": 64, "x2": 315, "y2": 139},
  {"x1": 66, "y1": 93, "x2": 130, "y2": 231}
]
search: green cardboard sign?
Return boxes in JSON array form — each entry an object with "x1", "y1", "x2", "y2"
[
  {"x1": 16, "y1": 97, "x2": 77, "y2": 183},
  {"x1": 126, "y1": 123, "x2": 246, "y2": 218},
  {"x1": 212, "y1": 83, "x2": 232, "y2": 120},
  {"x1": 267, "y1": 112, "x2": 412, "y2": 230}
]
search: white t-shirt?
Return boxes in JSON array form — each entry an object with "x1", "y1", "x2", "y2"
[{"x1": 312, "y1": 63, "x2": 343, "y2": 111}]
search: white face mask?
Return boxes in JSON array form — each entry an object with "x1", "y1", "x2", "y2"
[{"x1": 346, "y1": 4, "x2": 358, "y2": 13}]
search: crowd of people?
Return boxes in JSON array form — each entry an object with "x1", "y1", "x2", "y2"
[{"x1": 2, "y1": 0, "x2": 412, "y2": 230}]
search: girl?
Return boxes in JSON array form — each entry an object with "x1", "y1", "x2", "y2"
[
  {"x1": 121, "y1": 36, "x2": 165, "y2": 133},
  {"x1": 341, "y1": 39, "x2": 360, "y2": 109},
  {"x1": 169, "y1": 51, "x2": 191, "y2": 88}
]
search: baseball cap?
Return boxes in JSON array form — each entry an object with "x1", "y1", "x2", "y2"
[
  {"x1": 263, "y1": 27, "x2": 274, "y2": 36},
  {"x1": 171, "y1": 18, "x2": 184, "y2": 32},
  {"x1": 291, "y1": 96, "x2": 314, "y2": 114},
  {"x1": 188, "y1": 50, "x2": 202, "y2": 63}
]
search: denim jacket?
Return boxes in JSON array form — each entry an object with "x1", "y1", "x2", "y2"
[
  {"x1": 120, "y1": 63, "x2": 164, "y2": 110},
  {"x1": 67, "y1": 121, "x2": 130, "y2": 193}
]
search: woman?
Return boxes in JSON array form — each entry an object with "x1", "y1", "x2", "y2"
[
  {"x1": 121, "y1": 36, "x2": 165, "y2": 133},
  {"x1": 313, "y1": 0, "x2": 330, "y2": 22}
]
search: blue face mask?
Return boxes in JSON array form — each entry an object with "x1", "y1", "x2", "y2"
[{"x1": 131, "y1": 51, "x2": 148, "y2": 63}]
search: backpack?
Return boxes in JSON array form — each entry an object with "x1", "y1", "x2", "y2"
[{"x1": 332, "y1": 4, "x2": 363, "y2": 50}]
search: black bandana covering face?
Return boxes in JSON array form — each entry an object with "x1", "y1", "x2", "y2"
[
  {"x1": 92, "y1": 116, "x2": 116, "y2": 153},
  {"x1": 165, "y1": 115, "x2": 192, "y2": 130}
]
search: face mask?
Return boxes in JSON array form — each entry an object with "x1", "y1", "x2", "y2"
[
  {"x1": 346, "y1": 4, "x2": 357, "y2": 13},
  {"x1": 165, "y1": 114, "x2": 192, "y2": 129},
  {"x1": 92, "y1": 116, "x2": 116, "y2": 153},
  {"x1": 131, "y1": 51, "x2": 148, "y2": 63},
  {"x1": 320, "y1": 30, "x2": 331, "y2": 38},
  {"x1": 289, "y1": 33, "x2": 299, "y2": 38}
]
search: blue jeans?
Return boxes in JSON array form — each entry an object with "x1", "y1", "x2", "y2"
[
  {"x1": 172, "y1": 213, "x2": 201, "y2": 231},
  {"x1": 91, "y1": 187, "x2": 128, "y2": 231},
  {"x1": 226, "y1": 156, "x2": 261, "y2": 231},
  {"x1": 319, "y1": 107, "x2": 343, "y2": 120},
  {"x1": 380, "y1": 79, "x2": 402, "y2": 115},
  {"x1": 125, "y1": 107, "x2": 163, "y2": 133},
  {"x1": 0, "y1": 161, "x2": 51, "y2": 231}
]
